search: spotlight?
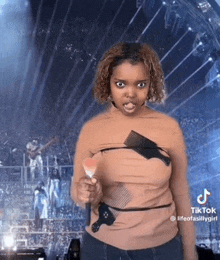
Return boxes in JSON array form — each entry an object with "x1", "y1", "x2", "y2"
[
  {"x1": 162, "y1": 1, "x2": 167, "y2": 5},
  {"x1": 215, "y1": 73, "x2": 220, "y2": 82},
  {"x1": 198, "y1": 41, "x2": 203, "y2": 46},
  {"x1": 188, "y1": 27, "x2": 192, "y2": 31},
  {"x1": 3, "y1": 235, "x2": 15, "y2": 249},
  {"x1": 208, "y1": 57, "x2": 213, "y2": 61}
]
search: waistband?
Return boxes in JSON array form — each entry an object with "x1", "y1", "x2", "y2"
[
  {"x1": 106, "y1": 202, "x2": 172, "y2": 212},
  {"x1": 91, "y1": 202, "x2": 172, "y2": 233}
]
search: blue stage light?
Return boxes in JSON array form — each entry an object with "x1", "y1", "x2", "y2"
[
  {"x1": 0, "y1": 0, "x2": 8, "y2": 14},
  {"x1": 0, "y1": 0, "x2": 7, "y2": 6}
]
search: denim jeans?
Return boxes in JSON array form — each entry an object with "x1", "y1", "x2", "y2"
[{"x1": 80, "y1": 232, "x2": 183, "y2": 260}]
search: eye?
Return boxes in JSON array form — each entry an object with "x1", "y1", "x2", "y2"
[
  {"x1": 137, "y1": 82, "x2": 146, "y2": 88},
  {"x1": 116, "y1": 82, "x2": 125, "y2": 88}
]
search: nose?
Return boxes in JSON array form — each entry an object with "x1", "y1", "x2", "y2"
[{"x1": 126, "y1": 86, "x2": 136, "y2": 98}]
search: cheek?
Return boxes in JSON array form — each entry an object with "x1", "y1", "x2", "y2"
[
  {"x1": 139, "y1": 89, "x2": 149, "y2": 99},
  {"x1": 111, "y1": 91, "x2": 120, "y2": 101},
  {"x1": 110, "y1": 85, "x2": 121, "y2": 98}
]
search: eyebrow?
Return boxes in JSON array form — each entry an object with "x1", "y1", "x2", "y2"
[{"x1": 113, "y1": 78, "x2": 150, "y2": 82}]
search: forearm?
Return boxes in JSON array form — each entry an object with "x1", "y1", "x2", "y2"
[
  {"x1": 70, "y1": 178, "x2": 85, "y2": 209},
  {"x1": 174, "y1": 193, "x2": 198, "y2": 260},
  {"x1": 178, "y1": 218, "x2": 198, "y2": 260}
]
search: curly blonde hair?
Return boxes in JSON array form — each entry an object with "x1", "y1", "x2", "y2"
[{"x1": 93, "y1": 42, "x2": 166, "y2": 104}]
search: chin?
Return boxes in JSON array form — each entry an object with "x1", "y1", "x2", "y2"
[{"x1": 123, "y1": 111, "x2": 137, "y2": 116}]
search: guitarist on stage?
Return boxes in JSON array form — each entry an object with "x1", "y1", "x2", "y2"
[
  {"x1": 26, "y1": 139, "x2": 44, "y2": 179},
  {"x1": 26, "y1": 136, "x2": 59, "y2": 180}
]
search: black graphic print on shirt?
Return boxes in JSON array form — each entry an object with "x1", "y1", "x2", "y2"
[{"x1": 124, "y1": 130, "x2": 171, "y2": 166}]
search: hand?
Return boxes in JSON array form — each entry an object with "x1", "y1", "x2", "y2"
[{"x1": 77, "y1": 176, "x2": 102, "y2": 206}]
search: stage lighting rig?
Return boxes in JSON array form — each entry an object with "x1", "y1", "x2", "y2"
[
  {"x1": 139, "y1": 0, "x2": 220, "y2": 61},
  {"x1": 192, "y1": 31, "x2": 215, "y2": 60},
  {"x1": 205, "y1": 59, "x2": 220, "y2": 88},
  {"x1": 196, "y1": 0, "x2": 212, "y2": 13},
  {"x1": 164, "y1": 1, "x2": 183, "y2": 31}
]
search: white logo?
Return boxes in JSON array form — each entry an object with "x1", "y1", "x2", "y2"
[{"x1": 197, "y1": 189, "x2": 211, "y2": 205}]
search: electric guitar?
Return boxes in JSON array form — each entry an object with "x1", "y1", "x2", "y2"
[{"x1": 27, "y1": 136, "x2": 59, "y2": 159}]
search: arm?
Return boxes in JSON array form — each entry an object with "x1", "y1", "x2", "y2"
[
  {"x1": 168, "y1": 123, "x2": 198, "y2": 260},
  {"x1": 26, "y1": 149, "x2": 31, "y2": 159},
  {"x1": 70, "y1": 124, "x2": 102, "y2": 209}
]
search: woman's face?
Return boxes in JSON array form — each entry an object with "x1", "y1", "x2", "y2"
[{"x1": 110, "y1": 61, "x2": 150, "y2": 116}]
